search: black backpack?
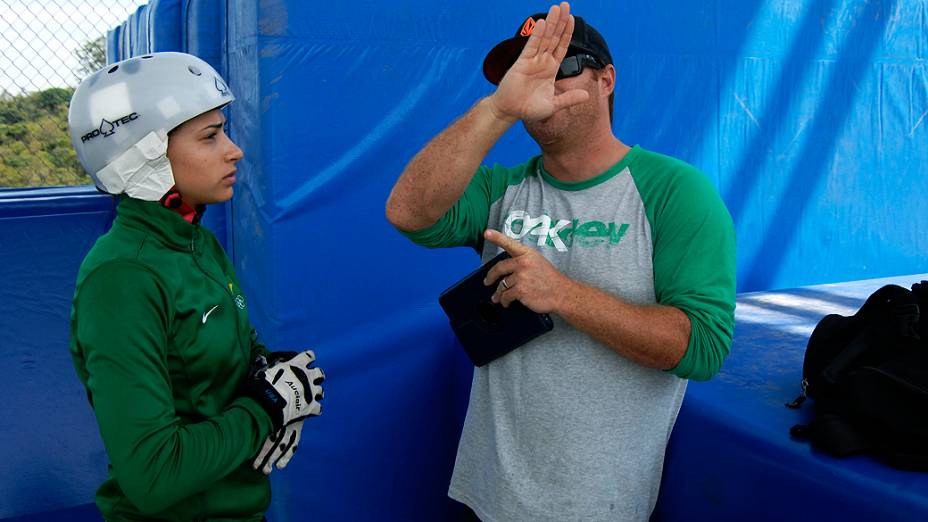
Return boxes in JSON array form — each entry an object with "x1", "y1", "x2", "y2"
[{"x1": 787, "y1": 282, "x2": 928, "y2": 471}]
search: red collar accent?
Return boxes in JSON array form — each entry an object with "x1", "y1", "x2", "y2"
[{"x1": 159, "y1": 187, "x2": 204, "y2": 224}]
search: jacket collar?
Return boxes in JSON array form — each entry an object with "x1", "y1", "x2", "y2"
[{"x1": 115, "y1": 196, "x2": 203, "y2": 251}]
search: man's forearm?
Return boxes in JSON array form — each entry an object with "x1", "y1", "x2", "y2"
[
  {"x1": 386, "y1": 96, "x2": 516, "y2": 232},
  {"x1": 556, "y1": 278, "x2": 691, "y2": 370}
]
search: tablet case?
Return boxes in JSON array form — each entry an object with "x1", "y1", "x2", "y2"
[{"x1": 438, "y1": 251, "x2": 554, "y2": 366}]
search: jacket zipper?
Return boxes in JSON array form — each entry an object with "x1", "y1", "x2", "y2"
[{"x1": 190, "y1": 227, "x2": 246, "y2": 352}]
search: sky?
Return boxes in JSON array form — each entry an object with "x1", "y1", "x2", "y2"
[{"x1": 0, "y1": 0, "x2": 146, "y2": 96}]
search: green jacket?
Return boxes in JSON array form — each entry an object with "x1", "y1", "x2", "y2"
[{"x1": 70, "y1": 197, "x2": 274, "y2": 521}]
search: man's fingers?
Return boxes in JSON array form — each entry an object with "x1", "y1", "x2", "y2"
[
  {"x1": 553, "y1": 88, "x2": 590, "y2": 111},
  {"x1": 551, "y1": 3, "x2": 571, "y2": 52},
  {"x1": 517, "y1": 2, "x2": 570, "y2": 60},
  {"x1": 498, "y1": 283, "x2": 520, "y2": 308},
  {"x1": 484, "y1": 258, "x2": 517, "y2": 286},
  {"x1": 520, "y1": 17, "x2": 546, "y2": 60},
  {"x1": 484, "y1": 229, "x2": 531, "y2": 256},
  {"x1": 543, "y1": 3, "x2": 572, "y2": 54},
  {"x1": 553, "y1": 13, "x2": 575, "y2": 62},
  {"x1": 538, "y1": 4, "x2": 561, "y2": 53},
  {"x1": 490, "y1": 278, "x2": 516, "y2": 306}
]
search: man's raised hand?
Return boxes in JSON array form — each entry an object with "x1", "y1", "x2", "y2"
[{"x1": 487, "y1": 2, "x2": 590, "y2": 122}]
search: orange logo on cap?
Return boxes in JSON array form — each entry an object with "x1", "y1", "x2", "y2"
[{"x1": 520, "y1": 17, "x2": 536, "y2": 37}]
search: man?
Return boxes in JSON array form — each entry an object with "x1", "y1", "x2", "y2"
[{"x1": 385, "y1": 3, "x2": 736, "y2": 520}]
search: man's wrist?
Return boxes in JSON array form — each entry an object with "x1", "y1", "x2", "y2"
[
  {"x1": 480, "y1": 95, "x2": 519, "y2": 126},
  {"x1": 553, "y1": 275, "x2": 582, "y2": 316}
]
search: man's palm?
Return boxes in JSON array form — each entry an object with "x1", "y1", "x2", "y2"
[
  {"x1": 490, "y1": 3, "x2": 589, "y2": 121},
  {"x1": 499, "y1": 56, "x2": 562, "y2": 120}
]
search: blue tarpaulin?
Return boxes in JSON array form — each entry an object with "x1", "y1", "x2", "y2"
[{"x1": 1, "y1": 0, "x2": 926, "y2": 520}]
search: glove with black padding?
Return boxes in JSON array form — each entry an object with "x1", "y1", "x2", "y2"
[
  {"x1": 250, "y1": 351, "x2": 303, "y2": 475},
  {"x1": 242, "y1": 349, "x2": 325, "y2": 430},
  {"x1": 253, "y1": 419, "x2": 303, "y2": 474}
]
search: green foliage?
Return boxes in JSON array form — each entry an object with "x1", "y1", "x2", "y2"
[
  {"x1": 0, "y1": 35, "x2": 109, "y2": 188},
  {"x1": 74, "y1": 36, "x2": 107, "y2": 83},
  {"x1": 0, "y1": 87, "x2": 89, "y2": 188}
]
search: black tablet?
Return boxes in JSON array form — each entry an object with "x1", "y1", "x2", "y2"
[{"x1": 438, "y1": 251, "x2": 554, "y2": 366}]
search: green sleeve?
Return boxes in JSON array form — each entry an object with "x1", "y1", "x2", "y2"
[
  {"x1": 398, "y1": 161, "x2": 535, "y2": 250},
  {"x1": 634, "y1": 158, "x2": 736, "y2": 381},
  {"x1": 73, "y1": 261, "x2": 273, "y2": 515}
]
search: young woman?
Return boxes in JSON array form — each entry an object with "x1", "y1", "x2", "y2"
[{"x1": 67, "y1": 52, "x2": 324, "y2": 522}]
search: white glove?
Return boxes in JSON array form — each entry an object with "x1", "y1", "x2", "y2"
[
  {"x1": 243, "y1": 350, "x2": 325, "y2": 428},
  {"x1": 253, "y1": 419, "x2": 304, "y2": 474}
]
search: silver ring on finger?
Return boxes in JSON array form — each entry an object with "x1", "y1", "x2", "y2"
[{"x1": 501, "y1": 278, "x2": 511, "y2": 290}]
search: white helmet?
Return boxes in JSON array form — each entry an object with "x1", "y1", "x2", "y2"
[{"x1": 68, "y1": 52, "x2": 234, "y2": 200}]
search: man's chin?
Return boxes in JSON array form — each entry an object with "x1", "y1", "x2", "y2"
[
  {"x1": 528, "y1": 113, "x2": 554, "y2": 125},
  {"x1": 525, "y1": 121, "x2": 562, "y2": 146}
]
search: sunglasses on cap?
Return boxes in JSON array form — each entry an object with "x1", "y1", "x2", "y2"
[{"x1": 556, "y1": 54, "x2": 603, "y2": 81}]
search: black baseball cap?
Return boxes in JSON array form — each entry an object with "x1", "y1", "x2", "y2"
[{"x1": 482, "y1": 13, "x2": 613, "y2": 85}]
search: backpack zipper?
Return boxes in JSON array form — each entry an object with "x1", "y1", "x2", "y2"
[{"x1": 785, "y1": 378, "x2": 808, "y2": 409}]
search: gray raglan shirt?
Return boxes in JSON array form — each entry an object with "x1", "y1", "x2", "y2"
[{"x1": 402, "y1": 145, "x2": 736, "y2": 521}]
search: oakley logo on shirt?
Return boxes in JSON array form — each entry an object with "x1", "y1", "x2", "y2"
[{"x1": 503, "y1": 210, "x2": 629, "y2": 252}]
